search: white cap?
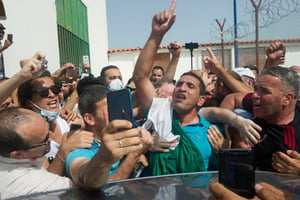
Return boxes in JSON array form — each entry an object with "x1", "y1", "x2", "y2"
[{"x1": 234, "y1": 67, "x2": 255, "y2": 79}]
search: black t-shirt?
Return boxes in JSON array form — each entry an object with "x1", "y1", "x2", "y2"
[{"x1": 242, "y1": 93, "x2": 300, "y2": 170}]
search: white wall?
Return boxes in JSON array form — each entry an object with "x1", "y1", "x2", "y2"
[
  {"x1": 1, "y1": 0, "x2": 108, "y2": 78},
  {"x1": 82, "y1": 0, "x2": 108, "y2": 76},
  {"x1": 108, "y1": 41, "x2": 300, "y2": 84},
  {"x1": 2, "y1": 0, "x2": 60, "y2": 77},
  {"x1": 107, "y1": 51, "x2": 139, "y2": 83},
  {"x1": 285, "y1": 46, "x2": 300, "y2": 68}
]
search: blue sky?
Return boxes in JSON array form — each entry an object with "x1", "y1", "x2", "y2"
[{"x1": 106, "y1": 0, "x2": 300, "y2": 49}]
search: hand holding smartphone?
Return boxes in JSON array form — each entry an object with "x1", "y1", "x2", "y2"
[
  {"x1": 218, "y1": 148, "x2": 255, "y2": 199},
  {"x1": 107, "y1": 89, "x2": 134, "y2": 124},
  {"x1": 7, "y1": 34, "x2": 13, "y2": 43}
]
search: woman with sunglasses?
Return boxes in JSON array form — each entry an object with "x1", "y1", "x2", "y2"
[{"x1": 17, "y1": 71, "x2": 93, "y2": 176}]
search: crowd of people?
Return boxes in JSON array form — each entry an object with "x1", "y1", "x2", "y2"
[{"x1": 0, "y1": 0, "x2": 299, "y2": 199}]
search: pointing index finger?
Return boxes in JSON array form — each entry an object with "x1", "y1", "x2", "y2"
[
  {"x1": 206, "y1": 47, "x2": 216, "y2": 59},
  {"x1": 170, "y1": 0, "x2": 176, "y2": 12}
]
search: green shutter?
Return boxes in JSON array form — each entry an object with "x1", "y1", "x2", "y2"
[{"x1": 55, "y1": 0, "x2": 90, "y2": 69}]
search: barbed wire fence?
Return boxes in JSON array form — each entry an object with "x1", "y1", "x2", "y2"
[{"x1": 209, "y1": 0, "x2": 300, "y2": 43}]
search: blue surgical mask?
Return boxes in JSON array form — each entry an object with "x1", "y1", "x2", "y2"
[
  {"x1": 108, "y1": 78, "x2": 124, "y2": 91},
  {"x1": 29, "y1": 100, "x2": 59, "y2": 121}
]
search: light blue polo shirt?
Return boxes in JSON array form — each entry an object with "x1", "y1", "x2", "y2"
[
  {"x1": 182, "y1": 114, "x2": 222, "y2": 170},
  {"x1": 66, "y1": 140, "x2": 120, "y2": 178}
]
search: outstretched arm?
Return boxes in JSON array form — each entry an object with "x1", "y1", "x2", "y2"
[
  {"x1": 200, "y1": 107, "x2": 261, "y2": 146},
  {"x1": 0, "y1": 52, "x2": 46, "y2": 104},
  {"x1": 133, "y1": 0, "x2": 177, "y2": 111},
  {"x1": 203, "y1": 47, "x2": 253, "y2": 93}
]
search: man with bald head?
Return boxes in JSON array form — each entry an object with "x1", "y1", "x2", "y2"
[{"x1": 0, "y1": 107, "x2": 145, "y2": 198}]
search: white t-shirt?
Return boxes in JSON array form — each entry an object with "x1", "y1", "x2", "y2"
[
  {"x1": 0, "y1": 156, "x2": 72, "y2": 199},
  {"x1": 142, "y1": 98, "x2": 180, "y2": 144},
  {"x1": 45, "y1": 116, "x2": 70, "y2": 159}
]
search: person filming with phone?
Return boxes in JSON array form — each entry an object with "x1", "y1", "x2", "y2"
[
  {"x1": 0, "y1": 23, "x2": 13, "y2": 79},
  {"x1": 65, "y1": 84, "x2": 153, "y2": 185}
]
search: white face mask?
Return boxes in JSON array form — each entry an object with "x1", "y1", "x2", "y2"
[
  {"x1": 108, "y1": 78, "x2": 124, "y2": 91},
  {"x1": 29, "y1": 100, "x2": 59, "y2": 121}
]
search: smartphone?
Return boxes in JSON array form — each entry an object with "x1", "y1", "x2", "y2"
[
  {"x1": 130, "y1": 163, "x2": 144, "y2": 178},
  {"x1": 70, "y1": 124, "x2": 81, "y2": 131},
  {"x1": 107, "y1": 88, "x2": 134, "y2": 125},
  {"x1": 7, "y1": 34, "x2": 13, "y2": 43},
  {"x1": 82, "y1": 55, "x2": 90, "y2": 67},
  {"x1": 66, "y1": 67, "x2": 79, "y2": 79},
  {"x1": 218, "y1": 148, "x2": 255, "y2": 199}
]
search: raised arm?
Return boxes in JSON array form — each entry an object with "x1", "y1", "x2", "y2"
[
  {"x1": 264, "y1": 41, "x2": 286, "y2": 68},
  {"x1": 133, "y1": 0, "x2": 176, "y2": 111},
  {"x1": 51, "y1": 62, "x2": 75, "y2": 79},
  {"x1": 163, "y1": 41, "x2": 182, "y2": 82},
  {"x1": 0, "y1": 52, "x2": 46, "y2": 104},
  {"x1": 203, "y1": 47, "x2": 253, "y2": 93}
]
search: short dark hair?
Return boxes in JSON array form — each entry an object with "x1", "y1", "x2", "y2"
[
  {"x1": 78, "y1": 85, "x2": 109, "y2": 117},
  {"x1": 98, "y1": 65, "x2": 120, "y2": 85},
  {"x1": 152, "y1": 66, "x2": 165, "y2": 75},
  {"x1": 180, "y1": 72, "x2": 206, "y2": 95},
  {"x1": 100, "y1": 65, "x2": 119, "y2": 77},
  {"x1": 0, "y1": 107, "x2": 31, "y2": 157},
  {"x1": 77, "y1": 76, "x2": 104, "y2": 96},
  {"x1": 261, "y1": 66, "x2": 299, "y2": 99}
]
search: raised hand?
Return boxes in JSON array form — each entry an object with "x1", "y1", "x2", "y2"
[
  {"x1": 52, "y1": 62, "x2": 75, "y2": 79},
  {"x1": 151, "y1": 0, "x2": 176, "y2": 36},
  {"x1": 168, "y1": 41, "x2": 182, "y2": 58},
  {"x1": 265, "y1": 41, "x2": 286, "y2": 67},
  {"x1": 203, "y1": 47, "x2": 223, "y2": 73},
  {"x1": 19, "y1": 51, "x2": 47, "y2": 80}
]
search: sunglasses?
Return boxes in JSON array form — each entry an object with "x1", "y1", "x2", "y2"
[
  {"x1": 22, "y1": 133, "x2": 50, "y2": 150},
  {"x1": 33, "y1": 85, "x2": 61, "y2": 97}
]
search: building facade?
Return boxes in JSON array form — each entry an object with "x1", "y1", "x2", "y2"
[
  {"x1": 1, "y1": 0, "x2": 108, "y2": 78},
  {"x1": 108, "y1": 39, "x2": 300, "y2": 84}
]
